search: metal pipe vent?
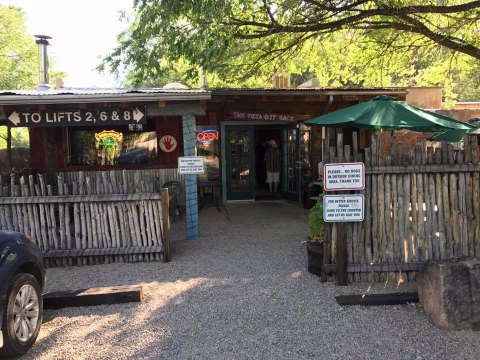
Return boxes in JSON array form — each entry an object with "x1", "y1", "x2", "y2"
[{"x1": 34, "y1": 35, "x2": 52, "y2": 91}]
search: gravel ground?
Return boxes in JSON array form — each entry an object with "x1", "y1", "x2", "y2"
[{"x1": 24, "y1": 201, "x2": 480, "y2": 360}]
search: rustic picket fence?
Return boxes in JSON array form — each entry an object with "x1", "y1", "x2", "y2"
[
  {"x1": 0, "y1": 170, "x2": 171, "y2": 267},
  {"x1": 60, "y1": 168, "x2": 186, "y2": 205},
  {"x1": 322, "y1": 132, "x2": 480, "y2": 283}
]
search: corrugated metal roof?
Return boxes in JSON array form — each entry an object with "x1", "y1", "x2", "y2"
[
  {"x1": 0, "y1": 87, "x2": 208, "y2": 96},
  {"x1": 210, "y1": 87, "x2": 408, "y2": 96},
  {"x1": 0, "y1": 86, "x2": 407, "y2": 105},
  {"x1": 0, "y1": 87, "x2": 211, "y2": 105}
]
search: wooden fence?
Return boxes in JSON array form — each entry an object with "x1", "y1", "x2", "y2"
[
  {"x1": 322, "y1": 132, "x2": 480, "y2": 283},
  {"x1": 60, "y1": 168, "x2": 186, "y2": 205},
  {"x1": 0, "y1": 170, "x2": 170, "y2": 266}
]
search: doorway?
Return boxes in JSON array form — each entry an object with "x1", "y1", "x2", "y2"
[
  {"x1": 255, "y1": 127, "x2": 282, "y2": 200},
  {"x1": 223, "y1": 122, "x2": 303, "y2": 202}
]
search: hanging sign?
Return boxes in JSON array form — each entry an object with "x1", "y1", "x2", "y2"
[
  {"x1": 178, "y1": 157, "x2": 205, "y2": 174},
  {"x1": 228, "y1": 111, "x2": 296, "y2": 122},
  {"x1": 323, "y1": 195, "x2": 364, "y2": 222},
  {"x1": 324, "y1": 162, "x2": 365, "y2": 191},
  {"x1": 159, "y1": 135, "x2": 177, "y2": 152},
  {"x1": 7, "y1": 107, "x2": 146, "y2": 127}
]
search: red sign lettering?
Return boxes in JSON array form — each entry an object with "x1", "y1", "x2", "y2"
[{"x1": 197, "y1": 130, "x2": 219, "y2": 143}]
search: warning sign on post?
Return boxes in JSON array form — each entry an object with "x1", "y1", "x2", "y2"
[
  {"x1": 178, "y1": 157, "x2": 205, "y2": 175},
  {"x1": 324, "y1": 162, "x2": 365, "y2": 191},
  {"x1": 323, "y1": 195, "x2": 364, "y2": 222}
]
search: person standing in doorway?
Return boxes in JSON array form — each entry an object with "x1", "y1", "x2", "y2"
[{"x1": 265, "y1": 139, "x2": 280, "y2": 192}]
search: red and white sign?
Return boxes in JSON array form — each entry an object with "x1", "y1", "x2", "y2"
[
  {"x1": 324, "y1": 162, "x2": 365, "y2": 191},
  {"x1": 159, "y1": 135, "x2": 177, "y2": 152},
  {"x1": 197, "y1": 129, "x2": 219, "y2": 143}
]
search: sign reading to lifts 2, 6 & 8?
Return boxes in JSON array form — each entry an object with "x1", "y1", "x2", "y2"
[
  {"x1": 323, "y1": 194, "x2": 364, "y2": 222},
  {"x1": 7, "y1": 108, "x2": 146, "y2": 127},
  {"x1": 324, "y1": 162, "x2": 365, "y2": 191}
]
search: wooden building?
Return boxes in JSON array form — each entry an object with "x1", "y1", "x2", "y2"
[
  {"x1": 0, "y1": 87, "x2": 409, "y2": 205},
  {"x1": 206, "y1": 88, "x2": 407, "y2": 203}
]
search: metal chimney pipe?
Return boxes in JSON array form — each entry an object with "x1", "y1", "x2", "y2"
[{"x1": 34, "y1": 35, "x2": 52, "y2": 91}]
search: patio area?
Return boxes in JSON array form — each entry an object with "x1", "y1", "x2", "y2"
[{"x1": 25, "y1": 201, "x2": 480, "y2": 359}]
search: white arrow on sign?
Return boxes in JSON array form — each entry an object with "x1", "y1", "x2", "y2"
[
  {"x1": 133, "y1": 108, "x2": 144, "y2": 123},
  {"x1": 8, "y1": 111, "x2": 20, "y2": 126}
]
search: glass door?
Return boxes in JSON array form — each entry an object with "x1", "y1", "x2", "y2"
[
  {"x1": 282, "y1": 126, "x2": 300, "y2": 201},
  {"x1": 226, "y1": 126, "x2": 255, "y2": 200}
]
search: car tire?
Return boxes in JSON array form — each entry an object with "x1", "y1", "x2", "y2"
[{"x1": 0, "y1": 273, "x2": 43, "y2": 357}]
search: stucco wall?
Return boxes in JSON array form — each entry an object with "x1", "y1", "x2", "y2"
[{"x1": 406, "y1": 87, "x2": 443, "y2": 109}]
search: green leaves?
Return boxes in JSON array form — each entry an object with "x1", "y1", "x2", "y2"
[
  {"x1": 309, "y1": 202, "x2": 324, "y2": 241},
  {"x1": 102, "y1": 0, "x2": 480, "y2": 99},
  {"x1": 0, "y1": 6, "x2": 38, "y2": 90}
]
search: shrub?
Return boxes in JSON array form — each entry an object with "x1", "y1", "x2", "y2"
[{"x1": 308, "y1": 202, "x2": 324, "y2": 243}]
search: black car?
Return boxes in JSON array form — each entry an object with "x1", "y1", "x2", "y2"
[{"x1": 0, "y1": 231, "x2": 45, "y2": 357}]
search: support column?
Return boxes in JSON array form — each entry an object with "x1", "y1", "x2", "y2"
[{"x1": 182, "y1": 115, "x2": 199, "y2": 240}]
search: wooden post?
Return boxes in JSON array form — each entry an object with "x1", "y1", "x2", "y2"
[
  {"x1": 336, "y1": 225, "x2": 348, "y2": 285},
  {"x1": 161, "y1": 188, "x2": 171, "y2": 262},
  {"x1": 42, "y1": 128, "x2": 55, "y2": 185}
]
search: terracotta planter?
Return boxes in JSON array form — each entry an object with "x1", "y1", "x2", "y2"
[{"x1": 307, "y1": 241, "x2": 324, "y2": 276}]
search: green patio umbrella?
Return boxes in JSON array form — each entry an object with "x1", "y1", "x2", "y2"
[
  {"x1": 428, "y1": 129, "x2": 468, "y2": 142},
  {"x1": 428, "y1": 117, "x2": 480, "y2": 142},
  {"x1": 305, "y1": 96, "x2": 477, "y2": 134}
]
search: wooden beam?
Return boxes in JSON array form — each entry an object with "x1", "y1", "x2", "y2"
[
  {"x1": 41, "y1": 245, "x2": 164, "y2": 258},
  {"x1": 366, "y1": 164, "x2": 480, "y2": 174},
  {"x1": 146, "y1": 103, "x2": 205, "y2": 116},
  {"x1": 161, "y1": 188, "x2": 171, "y2": 262},
  {"x1": 0, "y1": 193, "x2": 162, "y2": 205},
  {"x1": 323, "y1": 262, "x2": 424, "y2": 274},
  {"x1": 43, "y1": 285, "x2": 143, "y2": 309},
  {"x1": 335, "y1": 292, "x2": 419, "y2": 306}
]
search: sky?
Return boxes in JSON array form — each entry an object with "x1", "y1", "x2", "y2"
[{"x1": 0, "y1": 0, "x2": 133, "y2": 88}]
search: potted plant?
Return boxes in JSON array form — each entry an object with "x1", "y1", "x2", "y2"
[{"x1": 307, "y1": 201, "x2": 324, "y2": 276}]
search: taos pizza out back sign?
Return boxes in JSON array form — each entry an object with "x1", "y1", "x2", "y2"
[{"x1": 324, "y1": 162, "x2": 365, "y2": 191}]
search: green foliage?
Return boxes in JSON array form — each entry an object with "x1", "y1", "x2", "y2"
[
  {"x1": 103, "y1": 1, "x2": 480, "y2": 100},
  {"x1": 308, "y1": 202, "x2": 324, "y2": 242},
  {"x1": 0, "y1": 6, "x2": 38, "y2": 90},
  {"x1": 0, "y1": 127, "x2": 29, "y2": 149}
]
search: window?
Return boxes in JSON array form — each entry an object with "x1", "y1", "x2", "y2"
[
  {"x1": 68, "y1": 127, "x2": 157, "y2": 166},
  {"x1": 196, "y1": 126, "x2": 220, "y2": 180}
]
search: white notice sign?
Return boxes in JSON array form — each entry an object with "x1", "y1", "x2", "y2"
[
  {"x1": 178, "y1": 157, "x2": 205, "y2": 175},
  {"x1": 323, "y1": 195, "x2": 364, "y2": 222},
  {"x1": 324, "y1": 162, "x2": 365, "y2": 191}
]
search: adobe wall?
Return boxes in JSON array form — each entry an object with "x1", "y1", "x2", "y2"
[
  {"x1": 405, "y1": 87, "x2": 443, "y2": 109},
  {"x1": 437, "y1": 109, "x2": 480, "y2": 121}
]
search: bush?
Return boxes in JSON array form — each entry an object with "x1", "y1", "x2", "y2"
[{"x1": 308, "y1": 202, "x2": 324, "y2": 242}]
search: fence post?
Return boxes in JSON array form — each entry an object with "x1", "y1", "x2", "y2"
[
  {"x1": 161, "y1": 188, "x2": 171, "y2": 262},
  {"x1": 336, "y1": 229, "x2": 348, "y2": 285}
]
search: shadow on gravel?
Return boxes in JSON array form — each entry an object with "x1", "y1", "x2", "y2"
[{"x1": 26, "y1": 202, "x2": 470, "y2": 360}]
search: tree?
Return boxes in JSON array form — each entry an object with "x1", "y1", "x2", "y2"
[
  {"x1": 102, "y1": 0, "x2": 480, "y2": 90},
  {"x1": 0, "y1": 6, "x2": 38, "y2": 173},
  {"x1": 0, "y1": 6, "x2": 38, "y2": 89}
]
